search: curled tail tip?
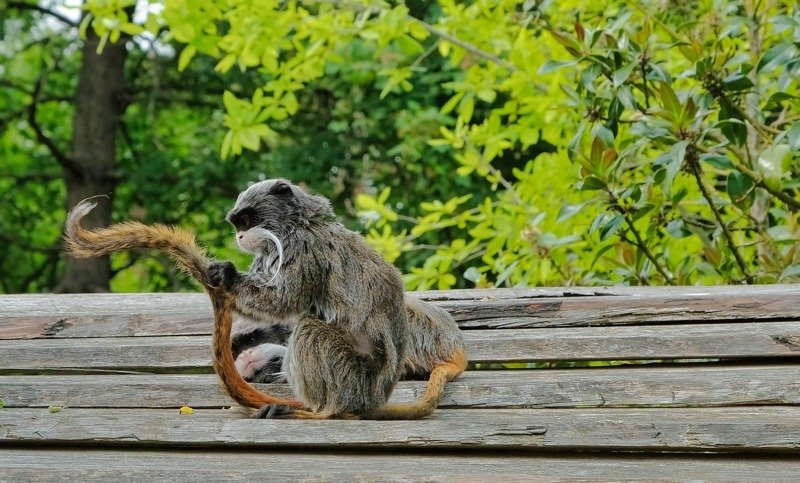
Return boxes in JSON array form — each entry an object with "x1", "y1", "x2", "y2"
[{"x1": 65, "y1": 198, "x2": 99, "y2": 238}]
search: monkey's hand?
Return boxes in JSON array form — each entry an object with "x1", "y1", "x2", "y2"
[{"x1": 209, "y1": 261, "x2": 239, "y2": 290}]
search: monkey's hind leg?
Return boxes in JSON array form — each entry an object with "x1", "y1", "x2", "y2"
[{"x1": 272, "y1": 315, "x2": 399, "y2": 420}]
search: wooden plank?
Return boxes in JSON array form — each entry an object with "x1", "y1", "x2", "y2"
[
  {"x1": 2, "y1": 285, "x2": 800, "y2": 339},
  {"x1": 2, "y1": 322, "x2": 798, "y2": 371},
  {"x1": 2, "y1": 365, "x2": 799, "y2": 409},
  {"x1": 1, "y1": 407, "x2": 797, "y2": 453},
  {"x1": 2, "y1": 449, "x2": 798, "y2": 481}
]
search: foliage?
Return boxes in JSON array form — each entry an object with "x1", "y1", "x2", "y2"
[{"x1": 3, "y1": 0, "x2": 798, "y2": 292}]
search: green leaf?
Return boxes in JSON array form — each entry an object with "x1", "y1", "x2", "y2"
[
  {"x1": 589, "y1": 244, "x2": 615, "y2": 269},
  {"x1": 666, "y1": 219, "x2": 689, "y2": 238},
  {"x1": 663, "y1": 140, "x2": 688, "y2": 195},
  {"x1": 726, "y1": 171, "x2": 755, "y2": 204},
  {"x1": 557, "y1": 203, "x2": 586, "y2": 222},
  {"x1": 178, "y1": 45, "x2": 196, "y2": 72},
  {"x1": 581, "y1": 176, "x2": 606, "y2": 191},
  {"x1": 599, "y1": 214, "x2": 625, "y2": 240},
  {"x1": 757, "y1": 43, "x2": 794, "y2": 73},
  {"x1": 778, "y1": 264, "x2": 800, "y2": 282},
  {"x1": 757, "y1": 144, "x2": 791, "y2": 190},
  {"x1": 701, "y1": 154, "x2": 735, "y2": 170},
  {"x1": 722, "y1": 73, "x2": 754, "y2": 92},
  {"x1": 613, "y1": 61, "x2": 637, "y2": 87},
  {"x1": 593, "y1": 124, "x2": 615, "y2": 147},
  {"x1": 658, "y1": 82, "x2": 681, "y2": 116},
  {"x1": 538, "y1": 60, "x2": 576, "y2": 74},
  {"x1": 718, "y1": 98, "x2": 747, "y2": 146},
  {"x1": 788, "y1": 122, "x2": 800, "y2": 151}
]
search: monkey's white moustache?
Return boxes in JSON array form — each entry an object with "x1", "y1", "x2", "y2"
[{"x1": 258, "y1": 228, "x2": 283, "y2": 283}]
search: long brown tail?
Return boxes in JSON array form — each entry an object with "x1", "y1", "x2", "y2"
[
  {"x1": 366, "y1": 347, "x2": 468, "y2": 420},
  {"x1": 65, "y1": 199, "x2": 213, "y2": 286},
  {"x1": 207, "y1": 288, "x2": 303, "y2": 409},
  {"x1": 65, "y1": 199, "x2": 302, "y2": 410}
]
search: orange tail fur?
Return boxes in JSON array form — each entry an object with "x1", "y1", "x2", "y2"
[
  {"x1": 366, "y1": 348, "x2": 468, "y2": 420},
  {"x1": 65, "y1": 199, "x2": 303, "y2": 410}
]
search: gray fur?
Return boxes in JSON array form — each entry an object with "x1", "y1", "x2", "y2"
[
  {"x1": 214, "y1": 178, "x2": 407, "y2": 416},
  {"x1": 402, "y1": 296, "x2": 465, "y2": 377}
]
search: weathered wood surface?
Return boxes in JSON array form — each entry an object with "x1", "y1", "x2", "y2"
[
  {"x1": 1, "y1": 407, "x2": 798, "y2": 453},
  {"x1": 3, "y1": 365, "x2": 799, "y2": 409},
  {"x1": 2, "y1": 321, "x2": 798, "y2": 371},
  {"x1": 0, "y1": 449, "x2": 800, "y2": 482},
  {"x1": 2, "y1": 287, "x2": 800, "y2": 477},
  {"x1": 2, "y1": 285, "x2": 799, "y2": 339},
  {"x1": 2, "y1": 449, "x2": 799, "y2": 481}
]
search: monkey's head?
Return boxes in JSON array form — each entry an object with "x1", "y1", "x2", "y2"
[{"x1": 225, "y1": 178, "x2": 333, "y2": 253}]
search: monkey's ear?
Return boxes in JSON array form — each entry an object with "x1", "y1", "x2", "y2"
[{"x1": 271, "y1": 183, "x2": 294, "y2": 197}]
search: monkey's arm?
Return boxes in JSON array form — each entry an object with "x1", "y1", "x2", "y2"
[{"x1": 209, "y1": 260, "x2": 311, "y2": 320}]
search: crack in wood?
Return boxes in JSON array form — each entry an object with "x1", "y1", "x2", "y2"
[
  {"x1": 771, "y1": 336, "x2": 800, "y2": 351},
  {"x1": 43, "y1": 319, "x2": 72, "y2": 337},
  {"x1": 491, "y1": 425, "x2": 547, "y2": 436}
]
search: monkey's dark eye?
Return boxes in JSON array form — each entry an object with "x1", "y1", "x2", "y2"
[{"x1": 228, "y1": 209, "x2": 256, "y2": 230}]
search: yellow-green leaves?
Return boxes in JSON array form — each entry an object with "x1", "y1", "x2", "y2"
[
  {"x1": 220, "y1": 91, "x2": 276, "y2": 158},
  {"x1": 356, "y1": 187, "x2": 398, "y2": 227}
]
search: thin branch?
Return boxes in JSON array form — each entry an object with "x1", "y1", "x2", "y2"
[
  {"x1": 606, "y1": 189, "x2": 675, "y2": 285},
  {"x1": 27, "y1": 76, "x2": 83, "y2": 178},
  {"x1": 119, "y1": 119, "x2": 142, "y2": 165},
  {"x1": 407, "y1": 16, "x2": 518, "y2": 72},
  {"x1": 7, "y1": 1, "x2": 78, "y2": 27},
  {"x1": 409, "y1": 39, "x2": 440, "y2": 71},
  {"x1": 19, "y1": 252, "x2": 61, "y2": 293},
  {"x1": 686, "y1": 153, "x2": 755, "y2": 284}
]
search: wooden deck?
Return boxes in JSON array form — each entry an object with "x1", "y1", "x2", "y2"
[{"x1": 1, "y1": 285, "x2": 799, "y2": 480}]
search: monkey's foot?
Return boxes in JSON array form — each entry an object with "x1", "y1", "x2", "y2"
[{"x1": 252, "y1": 403, "x2": 295, "y2": 419}]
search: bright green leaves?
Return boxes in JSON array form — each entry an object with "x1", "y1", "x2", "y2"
[
  {"x1": 379, "y1": 67, "x2": 414, "y2": 99},
  {"x1": 356, "y1": 187, "x2": 399, "y2": 228},
  {"x1": 220, "y1": 91, "x2": 276, "y2": 159},
  {"x1": 78, "y1": 0, "x2": 799, "y2": 287}
]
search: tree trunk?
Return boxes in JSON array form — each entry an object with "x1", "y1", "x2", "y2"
[{"x1": 56, "y1": 28, "x2": 127, "y2": 293}]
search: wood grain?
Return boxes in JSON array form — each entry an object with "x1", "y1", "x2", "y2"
[
  {"x1": 2, "y1": 365, "x2": 799, "y2": 409},
  {"x1": 2, "y1": 321, "x2": 798, "y2": 371},
  {"x1": 2, "y1": 285, "x2": 799, "y2": 339},
  {"x1": 1, "y1": 407, "x2": 797, "y2": 453},
  {"x1": 2, "y1": 449, "x2": 798, "y2": 481}
]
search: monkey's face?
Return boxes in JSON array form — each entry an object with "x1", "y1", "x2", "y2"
[{"x1": 225, "y1": 178, "x2": 333, "y2": 253}]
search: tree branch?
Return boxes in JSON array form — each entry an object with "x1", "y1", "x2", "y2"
[
  {"x1": 606, "y1": 190, "x2": 675, "y2": 285},
  {"x1": 7, "y1": 1, "x2": 78, "y2": 27},
  {"x1": 407, "y1": 16, "x2": 518, "y2": 72},
  {"x1": 686, "y1": 152, "x2": 755, "y2": 284},
  {"x1": 27, "y1": 76, "x2": 83, "y2": 178}
]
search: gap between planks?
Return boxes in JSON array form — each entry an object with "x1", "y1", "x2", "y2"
[
  {"x1": 2, "y1": 365, "x2": 799, "y2": 409},
  {"x1": 2, "y1": 286, "x2": 800, "y2": 339},
  {"x1": 2, "y1": 321, "x2": 799, "y2": 370}
]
